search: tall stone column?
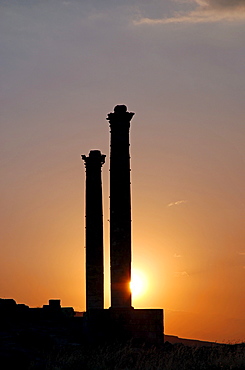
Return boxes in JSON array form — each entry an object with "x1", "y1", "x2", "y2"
[
  {"x1": 107, "y1": 105, "x2": 135, "y2": 308},
  {"x1": 82, "y1": 150, "x2": 106, "y2": 311}
]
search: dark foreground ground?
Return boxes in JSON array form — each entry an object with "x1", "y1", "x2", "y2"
[{"x1": 0, "y1": 320, "x2": 244, "y2": 370}]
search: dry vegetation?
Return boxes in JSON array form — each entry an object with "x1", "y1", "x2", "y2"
[
  {"x1": 41, "y1": 341, "x2": 245, "y2": 370},
  {"x1": 1, "y1": 324, "x2": 244, "y2": 369}
]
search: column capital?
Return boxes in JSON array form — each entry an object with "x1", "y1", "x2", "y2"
[
  {"x1": 107, "y1": 105, "x2": 134, "y2": 127},
  {"x1": 82, "y1": 150, "x2": 106, "y2": 167}
]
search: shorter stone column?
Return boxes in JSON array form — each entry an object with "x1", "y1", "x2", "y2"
[{"x1": 82, "y1": 150, "x2": 106, "y2": 311}]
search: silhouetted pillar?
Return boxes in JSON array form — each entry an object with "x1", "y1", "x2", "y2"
[
  {"x1": 107, "y1": 105, "x2": 135, "y2": 308},
  {"x1": 82, "y1": 150, "x2": 106, "y2": 311}
]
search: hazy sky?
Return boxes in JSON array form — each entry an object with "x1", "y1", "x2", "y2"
[{"x1": 1, "y1": 0, "x2": 245, "y2": 342}]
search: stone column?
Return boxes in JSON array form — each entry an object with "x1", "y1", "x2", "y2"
[
  {"x1": 107, "y1": 105, "x2": 135, "y2": 308},
  {"x1": 82, "y1": 150, "x2": 106, "y2": 311}
]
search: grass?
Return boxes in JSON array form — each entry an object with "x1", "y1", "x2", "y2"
[
  {"x1": 1, "y1": 324, "x2": 244, "y2": 369},
  {"x1": 40, "y1": 341, "x2": 245, "y2": 370}
]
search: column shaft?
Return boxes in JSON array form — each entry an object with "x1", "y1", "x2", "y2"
[
  {"x1": 82, "y1": 150, "x2": 106, "y2": 311},
  {"x1": 107, "y1": 105, "x2": 135, "y2": 308}
]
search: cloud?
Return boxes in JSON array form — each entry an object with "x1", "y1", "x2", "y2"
[
  {"x1": 135, "y1": 0, "x2": 245, "y2": 24},
  {"x1": 238, "y1": 252, "x2": 245, "y2": 256},
  {"x1": 203, "y1": 0, "x2": 245, "y2": 10},
  {"x1": 174, "y1": 271, "x2": 189, "y2": 277},
  {"x1": 174, "y1": 253, "x2": 182, "y2": 258},
  {"x1": 167, "y1": 200, "x2": 187, "y2": 207}
]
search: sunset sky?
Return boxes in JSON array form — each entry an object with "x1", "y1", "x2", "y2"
[{"x1": 1, "y1": 0, "x2": 245, "y2": 343}]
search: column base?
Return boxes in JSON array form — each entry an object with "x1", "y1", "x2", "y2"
[{"x1": 83, "y1": 308, "x2": 164, "y2": 345}]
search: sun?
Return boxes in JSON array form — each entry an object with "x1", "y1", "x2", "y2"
[{"x1": 130, "y1": 269, "x2": 148, "y2": 298}]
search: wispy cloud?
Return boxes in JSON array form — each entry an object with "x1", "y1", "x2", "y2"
[
  {"x1": 167, "y1": 200, "x2": 187, "y2": 207},
  {"x1": 238, "y1": 252, "x2": 245, "y2": 256},
  {"x1": 135, "y1": 0, "x2": 245, "y2": 25},
  {"x1": 174, "y1": 271, "x2": 189, "y2": 277},
  {"x1": 174, "y1": 253, "x2": 182, "y2": 258}
]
